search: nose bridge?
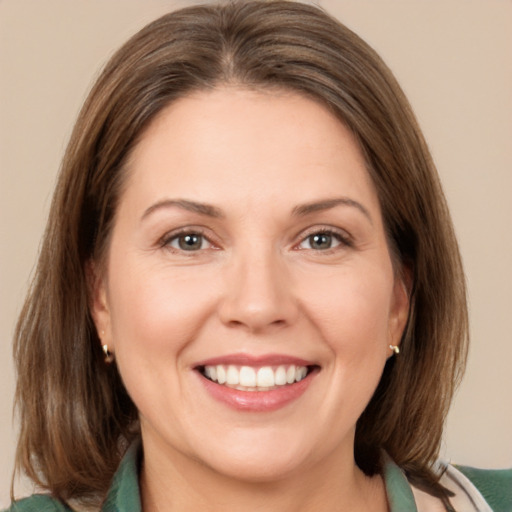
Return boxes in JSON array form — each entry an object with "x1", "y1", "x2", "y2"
[{"x1": 219, "y1": 241, "x2": 297, "y2": 332}]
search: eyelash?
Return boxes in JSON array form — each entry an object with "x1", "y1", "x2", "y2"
[
  {"x1": 159, "y1": 228, "x2": 215, "y2": 253},
  {"x1": 158, "y1": 226, "x2": 353, "y2": 254},
  {"x1": 294, "y1": 227, "x2": 353, "y2": 252}
]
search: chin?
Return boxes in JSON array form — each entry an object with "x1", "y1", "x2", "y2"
[
  {"x1": 206, "y1": 452, "x2": 310, "y2": 484},
  {"x1": 186, "y1": 427, "x2": 318, "y2": 483}
]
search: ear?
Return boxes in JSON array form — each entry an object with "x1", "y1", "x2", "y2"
[
  {"x1": 388, "y1": 265, "x2": 412, "y2": 351},
  {"x1": 86, "y1": 260, "x2": 114, "y2": 351}
]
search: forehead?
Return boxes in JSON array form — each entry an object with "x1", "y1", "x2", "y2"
[{"x1": 121, "y1": 86, "x2": 380, "y2": 217}]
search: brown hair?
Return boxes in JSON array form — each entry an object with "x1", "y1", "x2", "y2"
[{"x1": 13, "y1": 0, "x2": 468, "y2": 506}]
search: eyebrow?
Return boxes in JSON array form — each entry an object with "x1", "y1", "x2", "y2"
[
  {"x1": 292, "y1": 197, "x2": 372, "y2": 224},
  {"x1": 141, "y1": 196, "x2": 372, "y2": 223},
  {"x1": 141, "y1": 199, "x2": 224, "y2": 221}
]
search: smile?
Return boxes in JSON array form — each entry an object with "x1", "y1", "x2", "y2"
[
  {"x1": 200, "y1": 364, "x2": 310, "y2": 391},
  {"x1": 194, "y1": 355, "x2": 319, "y2": 411}
]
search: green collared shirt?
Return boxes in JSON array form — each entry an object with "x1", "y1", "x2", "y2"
[{"x1": 6, "y1": 442, "x2": 511, "y2": 511}]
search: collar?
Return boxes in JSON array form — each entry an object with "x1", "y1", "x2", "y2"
[
  {"x1": 382, "y1": 452, "x2": 418, "y2": 511},
  {"x1": 101, "y1": 442, "x2": 418, "y2": 512},
  {"x1": 101, "y1": 441, "x2": 142, "y2": 512}
]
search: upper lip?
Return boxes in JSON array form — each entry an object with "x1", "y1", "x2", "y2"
[{"x1": 194, "y1": 353, "x2": 317, "y2": 368}]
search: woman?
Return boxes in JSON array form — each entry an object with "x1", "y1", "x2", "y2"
[{"x1": 6, "y1": 1, "x2": 511, "y2": 511}]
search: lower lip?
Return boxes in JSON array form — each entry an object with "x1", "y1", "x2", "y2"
[{"x1": 197, "y1": 371, "x2": 316, "y2": 412}]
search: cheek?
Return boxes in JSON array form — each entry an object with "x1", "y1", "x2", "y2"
[
  {"x1": 298, "y1": 264, "x2": 394, "y2": 354},
  {"x1": 106, "y1": 258, "x2": 218, "y2": 361},
  {"x1": 105, "y1": 259, "x2": 221, "y2": 421}
]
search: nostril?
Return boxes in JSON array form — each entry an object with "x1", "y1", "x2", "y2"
[
  {"x1": 225, "y1": 317, "x2": 289, "y2": 333},
  {"x1": 227, "y1": 319, "x2": 245, "y2": 328}
]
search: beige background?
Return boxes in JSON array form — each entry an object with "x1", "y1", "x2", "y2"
[{"x1": 1, "y1": 0, "x2": 511, "y2": 506}]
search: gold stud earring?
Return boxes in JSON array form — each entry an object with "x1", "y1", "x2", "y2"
[
  {"x1": 389, "y1": 344, "x2": 400, "y2": 355},
  {"x1": 102, "y1": 344, "x2": 115, "y2": 363}
]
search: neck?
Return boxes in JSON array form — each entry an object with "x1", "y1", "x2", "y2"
[{"x1": 140, "y1": 438, "x2": 388, "y2": 512}]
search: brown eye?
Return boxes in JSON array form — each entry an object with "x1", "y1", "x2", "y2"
[
  {"x1": 309, "y1": 233, "x2": 333, "y2": 250},
  {"x1": 299, "y1": 231, "x2": 343, "y2": 251},
  {"x1": 168, "y1": 233, "x2": 208, "y2": 251}
]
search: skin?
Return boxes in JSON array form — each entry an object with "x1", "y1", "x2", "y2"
[{"x1": 92, "y1": 87, "x2": 409, "y2": 511}]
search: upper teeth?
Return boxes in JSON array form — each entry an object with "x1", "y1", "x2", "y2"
[{"x1": 203, "y1": 364, "x2": 308, "y2": 390}]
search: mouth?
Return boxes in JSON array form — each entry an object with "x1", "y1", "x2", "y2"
[
  {"x1": 197, "y1": 363, "x2": 317, "y2": 392},
  {"x1": 193, "y1": 354, "x2": 320, "y2": 411}
]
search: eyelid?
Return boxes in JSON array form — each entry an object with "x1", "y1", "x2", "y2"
[
  {"x1": 158, "y1": 226, "x2": 218, "y2": 252},
  {"x1": 157, "y1": 224, "x2": 353, "y2": 253},
  {"x1": 294, "y1": 225, "x2": 354, "y2": 250}
]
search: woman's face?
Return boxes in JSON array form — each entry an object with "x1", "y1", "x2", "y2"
[{"x1": 92, "y1": 87, "x2": 409, "y2": 482}]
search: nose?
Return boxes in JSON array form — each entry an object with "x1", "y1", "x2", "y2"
[{"x1": 218, "y1": 247, "x2": 299, "y2": 334}]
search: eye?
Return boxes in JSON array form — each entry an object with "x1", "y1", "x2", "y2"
[
  {"x1": 165, "y1": 232, "x2": 212, "y2": 251},
  {"x1": 297, "y1": 230, "x2": 351, "y2": 251}
]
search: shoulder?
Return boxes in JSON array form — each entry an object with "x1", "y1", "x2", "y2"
[
  {"x1": 3, "y1": 494, "x2": 72, "y2": 512},
  {"x1": 3, "y1": 441, "x2": 142, "y2": 512},
  {"x1": 454, "y1": 465, "x2": 512, "y2": 512}
]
